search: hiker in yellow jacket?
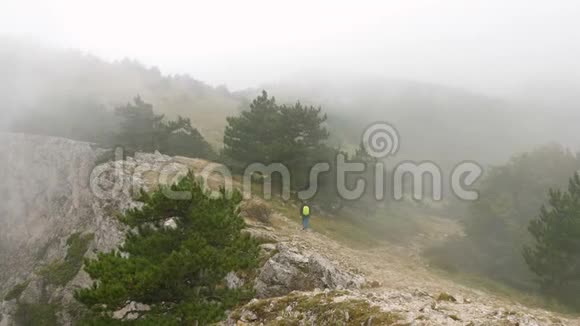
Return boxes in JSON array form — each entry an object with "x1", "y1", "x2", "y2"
[{"x1": 300, "y1": 202, "x2": 311, "y2": 230}]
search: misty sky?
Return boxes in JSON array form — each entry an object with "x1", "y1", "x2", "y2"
[{"x1": 1, "y1": 0, "x2": 579, "y2": 94}]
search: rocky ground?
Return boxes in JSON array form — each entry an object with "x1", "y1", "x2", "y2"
[
  {"x1": 222, "y1": 196, "x2": 580, "y2": 325},
  {"x1": 1, "y1": 133, "x2": 579, "y2": 325},
  {"x1": 227, "y1": 210, "x2": 579, "y2": 325}
]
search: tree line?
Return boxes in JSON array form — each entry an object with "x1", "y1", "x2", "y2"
[{"x1": 427, "y1": 144, "x2": 580, "y2": 309}]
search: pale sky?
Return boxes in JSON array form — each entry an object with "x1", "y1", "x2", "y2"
[{"x1": 1, "y1": 0, "x2": 579, "y2": 94}]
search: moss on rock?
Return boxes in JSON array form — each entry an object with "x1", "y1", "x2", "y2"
[
  {"x1": 14, "y1": 303, "x2": 58, "y2": 326},
  {"x1": 234, "y1": 291, "x2": 404, "y2": 325},
  {"x1": 4, "y1": 281, "x2": 30, "y2": 301},
  {"x1": 40, "y1": 232, "x2": 94, "y2": 286}
]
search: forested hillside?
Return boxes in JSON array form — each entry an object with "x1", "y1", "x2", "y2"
[
  {"x1": 0, "y1": 39, "x2": 241, "y2": 145},
  {"x1": 5, "y1": 40, "x2": 578, "y2": 170},
  {"x1": 247, "y1": 76, "x2": 579, "y2": 168}
]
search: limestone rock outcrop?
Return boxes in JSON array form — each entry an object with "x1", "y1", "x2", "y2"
[{"x1": 254, "y1": 243, "x2": 366, "y2": 298}]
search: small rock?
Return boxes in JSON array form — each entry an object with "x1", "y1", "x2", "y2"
[
  {"x1": 259, "y1": 243, "x2": 276, "y2": 252},
  {"x1": 113, "y1": 302, "x2": 151, "y2": 320},
  {"x1": 225, "y1": 272, "x2": 244, "y2": 289},
  {"x1": 163, "y1": 217, "x2": 178, "y2": 229},
  {"x1": 240, "y1": 311, "x2": 258, "y2": 322}
]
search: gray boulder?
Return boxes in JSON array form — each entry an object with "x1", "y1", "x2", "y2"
[{"x1": 254, "y1": 243, "x2": 365, "y2": 298}]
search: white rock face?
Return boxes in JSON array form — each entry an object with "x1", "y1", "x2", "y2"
[
  {"x1": 0, "y1": 133, "x2": 124, "y2": 287},
  {"x1": 0, "y1": 133, "x2": 188, "y2": 325},
  {"x1": 0, "y1": 133, "x2": 127, "y2": 324},
  {"x1": 254, "y1": 243, "x2": 366, "y2": 298}
]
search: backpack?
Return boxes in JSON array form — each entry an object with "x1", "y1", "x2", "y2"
[{"x1": 301, "y1": 205, "x2": 310, "y2": 216}]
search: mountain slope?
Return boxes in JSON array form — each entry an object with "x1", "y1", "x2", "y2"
[
  {"x1": 226, "y1": 206, "x2": 578, "y2": 325},
  {"x1": 0, "y1": 39, "x2": 242, "y2": 145},
  {"x1": 0, "y1": 133, "x2": 577, "y2": 325},
  {"x1": 4, "y1": 40, "x2": 574, "y2": 166}
]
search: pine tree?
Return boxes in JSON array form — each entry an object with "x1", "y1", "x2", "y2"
[
  {"x1": 115, "y1": 96, "x2": 167, "y2": 152},
  {"x1": 223, "y1": 90, "x2": 329, "y2": 191},
  {"x1": 115, "y1": 97, "x2": 215, "y2": 159},
  {"x1": 223, "y1": 90, "x2": 282, "y2": 164},
  {"x1": 523, "y1": 173, "x2": 580, "y2": 297},
  {"x1": 165, "y1": 116, "x2": 215, "y2": 159},
  {"x1": 76, "y1": 173, "x2": 260, "y2": 324}
]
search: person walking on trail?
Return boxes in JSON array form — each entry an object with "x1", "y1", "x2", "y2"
[{"x1": 301, "y1": 202, "x2": 311, "y2": 230}]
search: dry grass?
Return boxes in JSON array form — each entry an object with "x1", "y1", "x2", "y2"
[{"x1": 241, "y1": 200, "x2": 273, "y2": 224}]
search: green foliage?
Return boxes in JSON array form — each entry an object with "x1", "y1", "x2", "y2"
[
  {"x1": 2, "y1": 41, "x2": 239, "y2": 145},
  {"x1": 114, "y1": 97, "x2": 215, "y2": 159},
  {"x1": 4, "y1": 281, "x2": 30, "y2": 301},
  {"x1": 223, "y1": 90, "x2": 329, "y2": 191},
  {"x1": 14, "y1": 303, "x2": 58, "y2": 326},
  {"x1": 257, "y1": 78, "x2": 544, "y2": 169},
  {"x1": 114, "y1": 97, "x2": 167, "y2": 153},
  {"x1": 427, "y1": 144, "x2": 580, "y2": 290},
  {"x1": 76, "y1": 172, "x2": 260, "y2": 324},
  {"x1": 41, "y1": 233, "x2": 94, "y2": 286},
  {"x1": 164, "y1": 116, "x2": 215, "y2": 159},
  {"x1": 523, "y1": 173, "x2": 580, "y2": 304}
]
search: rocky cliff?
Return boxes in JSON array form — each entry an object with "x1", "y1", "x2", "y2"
[
  {"x1": 0, "y1": 133, "x2": 128, "y2": 324},
  {"x1": 0, "y1": 133, "x2": 123, "y2": 284}
]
